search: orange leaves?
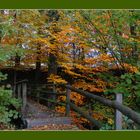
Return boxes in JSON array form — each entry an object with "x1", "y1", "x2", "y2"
[
  {"x1": 92, "y1": 112, "x2": 104, "y2": 121},
  {"x1": 73, "y1": 80, "x2": 107, "y2": 93},
  {"x1": 60, "y1": 63, "x2": 82, "y2": 78},
  {"x1": 122, "y1": 33, "x2": 129, "y2": 39},
  {"x1": 123, "y1": 63, "x2": 138, "y2": 73},
  {"x1": 55, "y1": 106, "x2": 65, "y2": 114},
  {"x1": 112, "y1": 63, "x2": 138, "y2": 73},
  {"x1": 58, "y1": 95, "x2": 66, "y2": 102},
  {"x1": 84, "y1": 58, "x2": 96, "y2": 65},
  {"x1": 30, "y1": 38, "x2": 48, "y2": 45},
  {"x1": 47, "y1": 74, "x2": 67, "y2": 84},
  {"x1": 1, "y1": 36, "x2": 21, "y2": 45},
  {"x1": 64, "y1": 69, "x2": 81, "y2": 78},
  {"x1": 57, "y1": 93, "x2": 85, "y2": 106},
  {"x1": 70, "y1": 92, "x2": 85, "y2": 106},
  {"x1": 74, "y1": 64, "x2": 89, "y2": 71},
  {"x1": 84, "y1": 53, "x2": 114, "y2": 71},
  {"x1": 60, "y1": 63, "x2": 73, "y2": 70},
  {"x1": 99, "y1": 54, "x2": 113, "y2": 63}
]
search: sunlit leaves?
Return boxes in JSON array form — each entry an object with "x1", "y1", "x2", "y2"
[{"x1": 47, "y1": 74, "x2": 67, "y2": 84}]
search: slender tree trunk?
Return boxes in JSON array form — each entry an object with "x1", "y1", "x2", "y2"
[
  {"x1": 15, "y1": 53, "x2": 21, "y2": 67},
  {"x1": 35, "y1": 45, "x2": 41, "y2": 85},
  {"x1": 130, "y1": 24, "x2": 138, "y2": 64},
  {"x1": 47, "y1": 10, "x2": 60, "y2": 109}
]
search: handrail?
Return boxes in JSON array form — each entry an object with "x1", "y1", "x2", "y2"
[
  {"x1": 14, "y1": 79, "x2": 28, "y2": 115},
  {"x1": 15, "y1": 79, "x2": 28, "y2": 85},
  {"x1": 29, "y1": 88, "x2": 101, "y2": 129},
  {"x1": 27, "y1": 83, "x2": 140, "y2": 129},
  {"x1": 65, "y1": 85, "x2": 140, "y2": 125},
  {"x1": 69, "y1": 102, "x2": 101, "y2": 128}
]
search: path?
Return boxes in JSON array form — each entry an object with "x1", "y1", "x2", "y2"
[{"x1": 24, "y1": 99, "x2": 79, "y2": 130}]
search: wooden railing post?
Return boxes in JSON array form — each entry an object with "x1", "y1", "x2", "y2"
[
  {"x1": 13, "y1": 84, "x2": 16, "y2": 98},
  {"x1": 17, "y1": 84, "x2": 21, "y2": 99},
  {"x1": 115, "y1": 93, "x2": 123, "y2": 130},
  {"x1": 66, "y1": 84, "x2": 70, "y2": 116},
  {"x1": 22, "y1": 82, "x2": 27, "y2": 114}
]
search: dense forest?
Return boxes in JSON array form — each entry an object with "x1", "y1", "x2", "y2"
[{"x1": 0, "y1": 10, "x2": 140, "y2": 130}]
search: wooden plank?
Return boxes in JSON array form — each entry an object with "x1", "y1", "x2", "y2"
[{"x1": 115, "y1": 93, "x2": 123, "y2": 130}]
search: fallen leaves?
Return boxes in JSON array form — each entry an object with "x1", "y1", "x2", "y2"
[{"x1": 29, "y1": 124, "x2": 79, "y2": 130}]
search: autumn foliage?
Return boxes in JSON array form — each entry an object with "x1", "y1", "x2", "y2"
[{"x1": 0, "y1": 10, "x2": 140, "y2": 129}]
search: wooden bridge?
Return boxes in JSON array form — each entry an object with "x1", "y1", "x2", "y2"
[{"x1": 13, "y1": 79, "x2": 140, "y2": 130}]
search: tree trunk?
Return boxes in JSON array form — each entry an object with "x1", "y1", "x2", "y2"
[
  {"x1": 130, "y1": 24, "x2": 138, "y2": 64},
  {"x1": 35, "y1": 45, "x2": 41, "y2": 85},
  {"x1": 47, "y1": 10, "x2": 60, "y2": 109},
  {"x1": 15, "y1": 53, "x2": 20, "y2": 67}
]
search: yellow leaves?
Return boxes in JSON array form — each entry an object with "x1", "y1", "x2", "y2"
[
  {"x1": 92, "y1": 113, "x2": 104, "y2": 121},
  {"x1": 57, "y1": 53, "x2": 70, "y2": 62},
  {"x1": 70, "y1": 92, "x2": 85, "y2": 106},
  {"x1": 60, "y1": 63, "x2": 73, "y2": 70},
  {"x1": 84, "y1": 58, "x2": 96, "y2": 65},
  {"x1": 74, "y1": 64, "x2": 89, "y2": 71},
  {"x1": 123, "y1": 63, "x2": 138, "y2": 73},
  {"x1": 84, "y1": 53, "x2": 113, "y2": 67},
  {"x1": 47, "y1": 74, "x2": 67, "y2": 84},
  {"x1": 1, "y1": 36, "x2": 19, "y2": 45},
  {"x1": 79, "y1": 117, "x2": 89, "y2": 123},
  {"x1": 99, "y1": 54, "x2": 113, "y2": 63},
  {"x1": 55, "y1": 106, "x2": 65, "y2": 114},
  {"x1": 112, "y1": 63, "x2": 138, "y2": 73},
  {"x1": 30, "y1": 38, "x2": 49, "y2": 45},
  {"x1": 17, "y1": 10, "x2": 45, "y2": 27},
  {"x1": 107, "y1": 118, "x2": 114, "y2": 125},
  {"x1": 64, "y1": 69, "x2": 81, "y2": 78},
  {"x1": 60, "y1": 63, "x2": 82, "y2": 78},
  {"x1": 58, "y1": 95, "x2": 66, "y2": 102},
  {"x1": 73, "y1": 80, "x2": 106, "y2": 93}
]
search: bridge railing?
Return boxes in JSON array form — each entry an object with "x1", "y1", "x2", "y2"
[
  {"x1": 64, "y1": 84, "x2": 140, "y2": 129},
  {"x1": 26, "y1": 83, "x2": 140, "y2": 130},
  {"x1": 14, "y1": 79, "x2": 28, "y2": 114}
]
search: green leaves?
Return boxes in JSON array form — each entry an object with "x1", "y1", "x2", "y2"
[
  {"x1": 105, "y1": 72, "x2": 140, "y2": 101},
  {"x1": 0, "y1": 72, "x2": 21, "y2": 125},
  {"x1": 0, "y1": 72, "x2": 7, "y2": 81}
]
